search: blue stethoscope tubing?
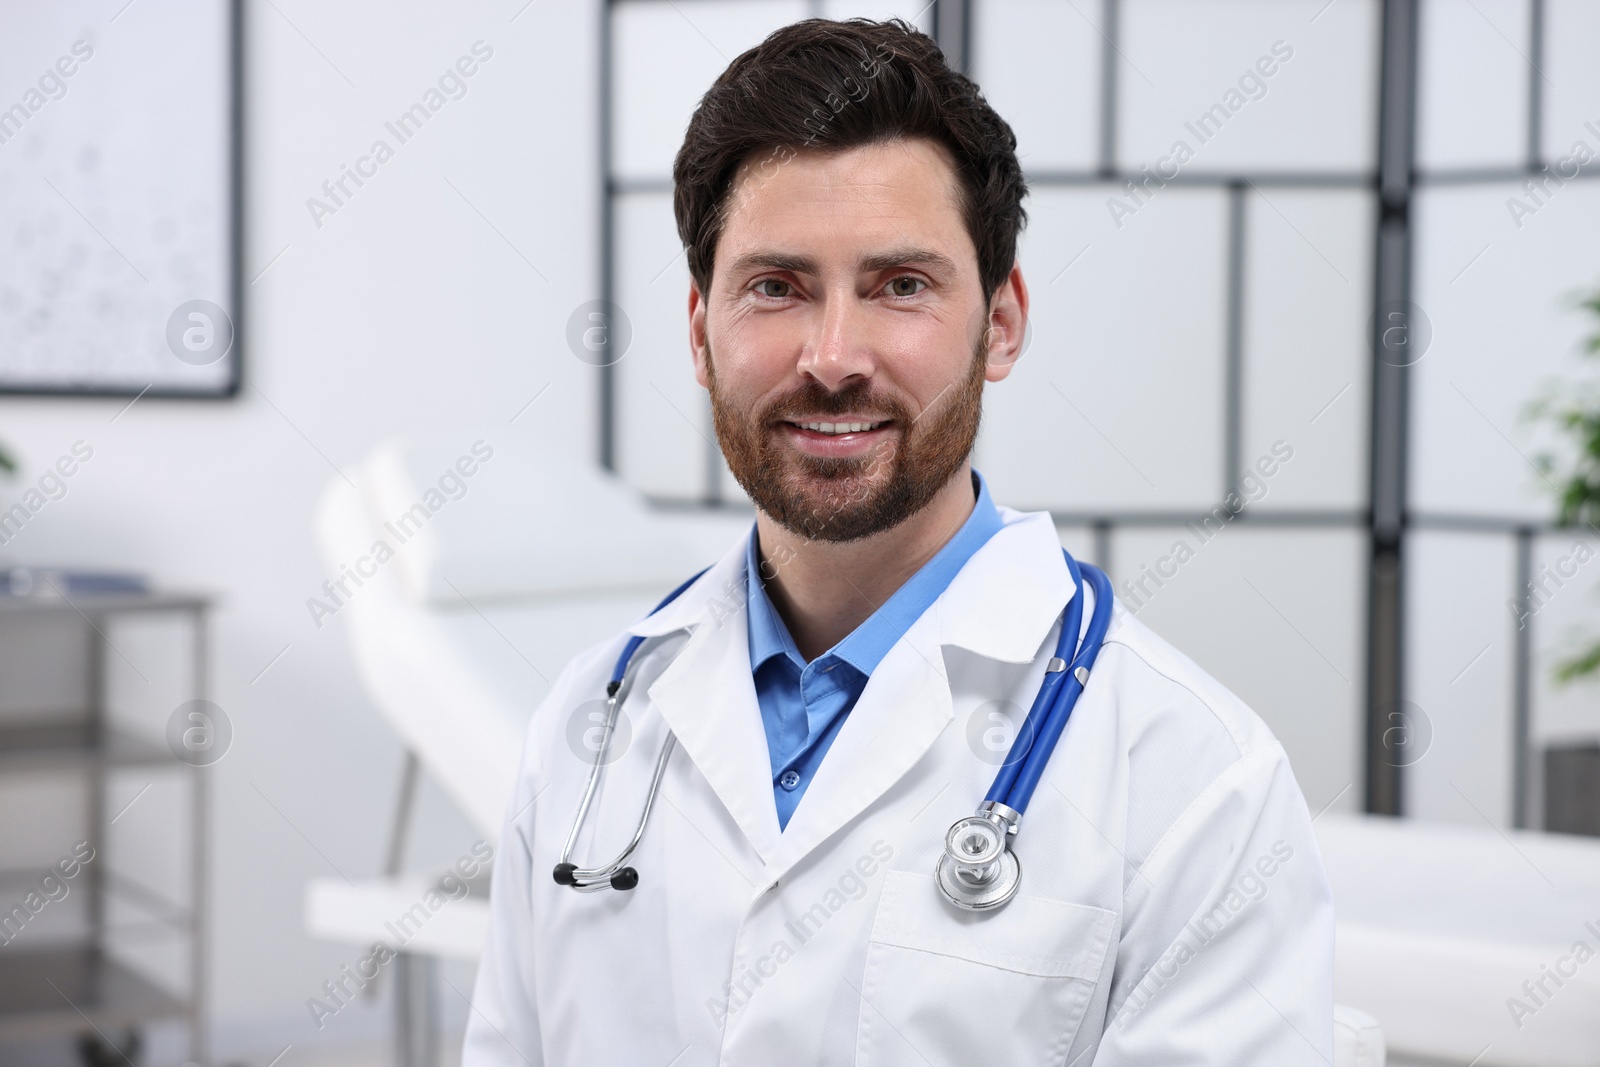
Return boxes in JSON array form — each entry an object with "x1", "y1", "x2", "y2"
[
  {"x1": 553, "y1": 549, "x2": 1112, "y2": 907},
  {"x1": 986, "y1": 550, "x2": 1114, "y2": 815},
  {"x1": 607, "y1": 566, "x2": 711, "y2": 696}
]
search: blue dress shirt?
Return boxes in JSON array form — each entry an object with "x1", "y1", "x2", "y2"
[{"x1": 745, "y1": 470, "x2": 1005, "y2": 829}]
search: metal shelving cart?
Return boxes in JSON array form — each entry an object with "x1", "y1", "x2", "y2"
[{"x1": 0, "y1": 590, "x2": 211, "y2": 1065}]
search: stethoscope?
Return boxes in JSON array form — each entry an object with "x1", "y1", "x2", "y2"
[{"x1": 552, "y1": 549, "x2": 1113, "y2": 912}]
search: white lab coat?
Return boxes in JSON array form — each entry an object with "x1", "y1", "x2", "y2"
[{"x1": 463, "y1": 505, "x2": 1335, "y2": 1065}]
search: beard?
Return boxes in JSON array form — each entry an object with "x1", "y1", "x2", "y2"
[{"x1": 707, "y1": 338, "x2": 986, "y2": 543}]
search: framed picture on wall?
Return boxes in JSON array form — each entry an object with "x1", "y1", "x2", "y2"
[{"x1": 0, "y1": 0, "x2": 241, "y2": 397}]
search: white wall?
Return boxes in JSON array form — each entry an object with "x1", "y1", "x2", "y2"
[{"x1": 0, "y1": 0, "x2": 601, "y2": 1057}]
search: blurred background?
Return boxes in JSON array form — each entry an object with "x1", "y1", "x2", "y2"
[{"x1": 0, "y1": 0, "x2": 1597, "y2": 1065}]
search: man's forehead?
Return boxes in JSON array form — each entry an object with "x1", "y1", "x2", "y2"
[{"x1": 717, "y1": 137, "x2": 971, "y2": 268}]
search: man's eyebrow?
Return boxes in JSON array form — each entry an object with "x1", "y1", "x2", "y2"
[
  {"x1": 725, "y1": 247, "x2": 959, "y2": 278},
  {"x1": 858, "y1": 247, "x2": 958, "y2": 276},
  {"x1": 726, "y1": 251, "x2": 819, "y2": 277}
]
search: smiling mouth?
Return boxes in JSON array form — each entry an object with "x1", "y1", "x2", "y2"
[{"x1": 787, "y1": 420, "x2": 889, "y2": 435}]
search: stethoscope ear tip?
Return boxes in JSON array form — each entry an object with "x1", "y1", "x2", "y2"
[{"x1": 552, "y1": 862, "x2": 638, "y2": 890}]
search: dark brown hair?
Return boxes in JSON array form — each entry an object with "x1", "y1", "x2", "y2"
[{"x1": 672, "y1": 17, "x2": 1028, "y2": 306}]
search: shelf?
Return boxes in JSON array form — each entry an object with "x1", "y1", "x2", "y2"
[
  {"x1": 0, "y1": 583, "x2": 211, "y2": 1052},
  {"x1": 0, "y1": 868, "x2": 192, "y2": 929},
  {"x1": 0, "y1": 947, "x2": 186, "y2": 1041},
  {"x1": 0, "y1": 724, "x2": 178, "y2": 773},
  {"x1": 0, "y1": 590, "x2": 209, "y2": 617}
]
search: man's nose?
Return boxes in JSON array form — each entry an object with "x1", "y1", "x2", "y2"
[{"x1": 797, "y1": 293, "x2": 876, "y2": 391}]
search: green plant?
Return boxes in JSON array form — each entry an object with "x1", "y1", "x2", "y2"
[{"x1": 1530, "y1": 285, "x2": 1600, "y2": 682}]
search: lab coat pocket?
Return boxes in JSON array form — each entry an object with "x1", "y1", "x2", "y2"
[{"x1": 855, "y1": 870, "x2": 1115, "y2": 1067}]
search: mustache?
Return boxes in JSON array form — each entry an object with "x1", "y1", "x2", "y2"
[{"x1": 760, "y1": 379, "x2": 915, "y2": 424}]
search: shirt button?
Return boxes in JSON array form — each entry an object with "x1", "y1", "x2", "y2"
[{"x1": 779, "y1": 770, "x2": 801, "y2": 790}]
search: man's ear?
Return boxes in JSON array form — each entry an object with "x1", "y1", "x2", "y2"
[
  {"x1": 689, "y1": 281, "x2": 711, "y2": 389},
  {"x1": 983, "y1": 262, "x2": 1029, "y2": 383}
]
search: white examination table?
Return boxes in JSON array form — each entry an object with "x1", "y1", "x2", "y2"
[{"x1": 1319, "y1": 812, "x2": 1600, "y2": 1067}]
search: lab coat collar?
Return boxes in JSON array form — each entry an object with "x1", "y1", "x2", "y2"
[
  {"x1": 623, "y1": 506, "x2": 1075, "y2": 878},
  {"x1": 623, "y1": 505, "x2": 1074, "y2": 663},
  {"x1": 933, "y1": 505, "x2": 1076, "y2": 663}
]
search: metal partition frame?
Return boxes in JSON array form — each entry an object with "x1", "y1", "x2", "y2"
[{"x1": 597, "y1": 0, "x2": 1597, "y2": 826}]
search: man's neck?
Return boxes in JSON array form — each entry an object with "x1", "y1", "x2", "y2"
[{"x1": 753, "y1": 463, "x2": 978, "y2": 662}]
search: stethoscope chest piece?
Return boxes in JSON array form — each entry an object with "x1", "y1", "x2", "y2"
[{"x1": 936, "y1": 814, "x2": 1022, "y2": 911}]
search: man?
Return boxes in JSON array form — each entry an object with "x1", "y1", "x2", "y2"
[{"x1": 466, "y1": 17, "x2": 1333, "y2": 1065}]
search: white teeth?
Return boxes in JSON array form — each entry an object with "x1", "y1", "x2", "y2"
[{"x1": 799, "y1": 421, "x2": 883, "y2": 435}]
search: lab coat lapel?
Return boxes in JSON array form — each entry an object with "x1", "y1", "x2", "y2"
[
  {"x1": 639, "y1": 541, "x2": 784, "y2": 867},
  {"x1": 764, "y1": 607, "x2": 952, "y2": 882},
  {"x1": 761, "y1": 510, "x2": 1076, "y2": 883}
]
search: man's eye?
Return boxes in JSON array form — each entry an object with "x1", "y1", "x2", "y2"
[
  {"x1": 887, "y1": 276, "x2": 926, "y2": 297},
  {"x1": 756, "y1": 279, "x2": 792, "y2": 298}
]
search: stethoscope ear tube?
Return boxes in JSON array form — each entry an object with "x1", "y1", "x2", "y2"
[
  {"x1": 557, "y1": 729, "x2": 679, "y2": 890},
  {"x1": 552, "y1": 568, "x2": 709, "y2": 894}
]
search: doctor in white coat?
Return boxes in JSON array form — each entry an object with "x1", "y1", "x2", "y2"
[{"x1": 465, "y1": 16, "x2": 1333, "y2": 1066}]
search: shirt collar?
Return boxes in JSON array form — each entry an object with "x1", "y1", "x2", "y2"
[
  {"x1": 625, "y1": 479, "x2": 1075, "y2": 670},
  {"x1": 745, "y1": 533, "x2": 802, "y2": 672},
  {"x1": 744, "y1": 469, "x2": 1005, "y2": 676}
]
